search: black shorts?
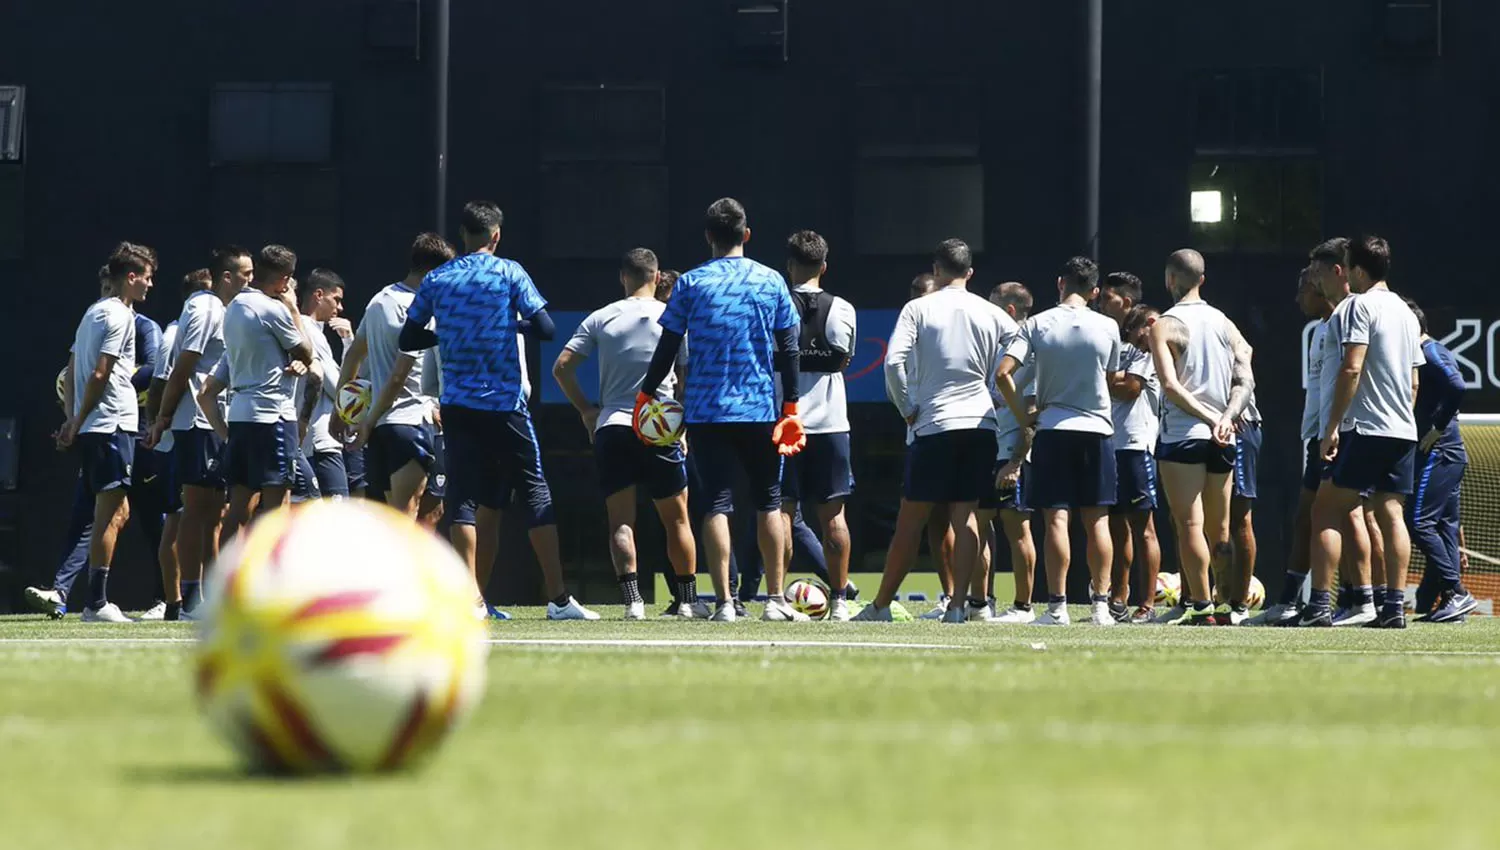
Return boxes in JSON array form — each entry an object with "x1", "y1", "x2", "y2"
[
  {"x1": 1110, "y1": 449, "x2": 1157, "y2": 515},
  {"x1": 76, "y1": 430, "x2": 135, "y2": 494},
  {"x1": 225, "y1": 421, "x2": 298, "y2": 491},
  {"x1": 1328, "y1": 430, "x2": 1416, "y2": 496},
  {"x1": 979, "y1": 461, "x2": 1031, "y2": 513},
  {"x1": 1157, "y1": 438, "x2": 1236, "y2": 474},
  {"x1": 312, "y1": 450, "x2": 350, "y2": 498},
  {"x1": 291, "y1": 448, "x2": 320, "y2": 501},
  {"x1": 595, "y1": 425, "x2": 687, "y2": 501},
  {"x1": 172, "y1": 427, "x2": 225, "y2": 489},
  {"x1": 154, "y1": 447, "x2": 183, "y2": 513},
  {"x1": 902, "y1": 428, "x2": 998, "y2": 504},
  {"x1": 781, "y1": 432, "x2": 854, "y2": 506},
  {"x1": 366, "y1": 422, "x2": 436, "y2": 499},
  {"x1": 688, "y1": 421, "x2": 783, "y2": 515},
  {"x1": 1301, "y1": 437, "x2": 1324, "y2": 492},
  {"x1": 443, "y1": 406, "x2": 554, "y2": 519},
  {"x1": 1234, "y1": 421, "x2": 1261, "y2": 500},
  {"x1": 1029, "y1": 430, "x2": 1117, "y2": 509},
  {"x1": 343, "y1": 444, "x2": 367, "y2": 493}
]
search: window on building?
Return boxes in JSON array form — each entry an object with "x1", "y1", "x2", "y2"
[
  {"x1": 0, "y1": 86, "x2": 23, "y2": 162},
  {"x1": 211, "y1": 83, "x2": 334, "y2": 165}
]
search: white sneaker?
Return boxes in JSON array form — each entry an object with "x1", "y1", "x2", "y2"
[
  {"x1": 1332, "y1": 602, "x2": 1376, "y2": 627},
  {"x1": 965, "y1": 602, "x2": 996, "y2": 622},
  {"x1": 762, "y1": 598, "x2": 811, "y2": 622},
  {"x1": 709, "y1": 601, "x2": 737, "y2": 622},
  {"x1": 473, "y1": 602, "x2": 489, "y2": 621},
  {"x1": 1089, "y1": 600, "x2": 1115, "y2": 626},
  {"x1": 81, "y1": 603, "x2": 133, "y2": 623},
  {"x1": 547, "y1": 597, "x2": 601, "y2": 621},
  {"x1": 677, "y1": 600, "x2": 712, "y2": 620},
  {"x1": 851, "y1": 603, "x2": 893, "y2": 622},
  {"x1": 994, "y1": 605, "x2": 1036, "y2": 624},
  {"x1": 1247, "y1": 602, "x2": 1299, "y2": 627},
  {"x1": 1150, "y1": 603, "x2": 1187, "y2": 625},
  {"x1": 1034, "y1": 603, "x2": 1071, "y2": 626},
  {"x1": 941, "y1": 606, "x2": 966, "y2": 624},
  {"x1": 137, "y1": 601, "x2": 168, "y2": 621},
  {"x1": 23, "y1": 586, "x2": 65, "y2": 619},
  {"x1": 828, "y1": 598, "x2": 853, "y2": 622},
  {"x1": 918, "y1": 596, "x2": 951, "y2": 620},
  {"x1": 624, "y1": 601, "x2": 646, "y2": 620}
]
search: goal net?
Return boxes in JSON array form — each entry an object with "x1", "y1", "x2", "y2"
[{"x1": 1407, "y1": 414, "x2": 1500, "y2": 615}]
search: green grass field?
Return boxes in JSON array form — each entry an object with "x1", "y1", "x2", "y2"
[{"x1": 1, "y1": 608, "x2": 1497, "y2": 850}]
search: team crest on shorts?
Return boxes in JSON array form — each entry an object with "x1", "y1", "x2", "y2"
[{"x1": 434, "y1": 475, "x2": 446, "y2": 488}]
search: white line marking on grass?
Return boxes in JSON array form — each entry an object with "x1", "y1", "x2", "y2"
[{"x1": 487, "y1": 639, "x2": 965, "y2": 650}]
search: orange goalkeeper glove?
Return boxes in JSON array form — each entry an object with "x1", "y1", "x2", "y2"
[
  {"x1": 632, "y1": 392, "x2": 654, "y2": 445},
  {"x1": 771, "y1": 402, "x2": 806, "y2": 456}
]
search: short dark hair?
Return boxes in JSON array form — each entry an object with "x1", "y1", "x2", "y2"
[
  {"x1": 1165, "y1": 249, "x2": 1205, "y2": 281},
  {"x1": 211, "y1": 244, "x2": 251, "y2": 278},
  {"x1": 910, "y1": 273, "x2": 939, "y2": 299},
  {"x1": 656, "y1": 269, "x2": 681, "y2": 303},
  {"x1": 254, "y1": 244, "x2": 297, "y2": 279},
  {"x1": 933, "y1": 239, "x2": 972, "y2": 277},
  {"x1": 305, "y1": 267, "x2": 345, "y2": 295},
  {"x1": 786, "y1": 230, "x2": 828, "y2": 269},
  {"x1": 106, "y1": 242, "x2": 154, "y2": 279},
  {"x1": 1404, "y1": 297, "x2": 1428, "y2": 336},
  {"x1": 115, "y1": 241, "x2": 158, "y2": 270},
  {"x1": 1123, "y1": 303, "x2": 1160, "y2": 340},
  {"x1": 621, "y1": 248, "x2": 659, "y2": 283},
  {"x1": 990, "y1": 282, "x2": 1034, "y2": 318},
  {"x1": 1102, "y1": 271, "x2": 1142, "y2": 304},
  {"x1": 460, "y1": 201, "x2": 504, "y2": 238},
  {"x1": 183, "y1": 268, "x2": 212, "y2": 298},
  {"x1": 410, "y1": 232, "x2": 456, "y2": 276},
  {"x1": 705, "y1": 198, "x2": 748, "y2": 250},
  {"x1": 1308, "y1": 237, "x2": 1349, "y2": 267},
  {"x1": 1347, "y1": 235, "x2": 1391, "y2": 281},
  {"x1": 1060, "y1": 256, "x2": 1099, "y2": 295}
]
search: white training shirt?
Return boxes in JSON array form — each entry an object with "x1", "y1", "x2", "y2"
[
  {"x1": 167, "y1": 289, "x2": 227, "y2": 432},
  {"x1": 995, "y1": 356, "x2": 1036, "y2": 460},
  {"x1": 1112, "y1": 342, "x2": 1161, "y2": 451},
  {"x1": 1159, "y1": 299, "x2": 1235, "y2": 445},
  {"x1": 777, "y1": 285, "x2": 857, "y2": 435},
  {"x1": 1319, "y1": 296, "x2": 1357, "y2": 437},
  {"x1": 1339, "y1": 286, "x2": 1422, "y2": 441},
  {"x1": 1005, "y1": 303, "x2": 1120, "y2": 436},
  {"x1": 563, "y1": 296, "x2": 680, "y2": 431},
  {"x1": 220, "y1": 289, "x2": 303, "y2": 424},
  {"x1": 357, "y1": 283, "x2": 429, "y2": 428},
  {"x1": 1301, "y1": 321, "x2": 1327, "y2": 441},
  {"x1": 155, "y1": 321, "x2": 179, "y2": 453},
  {"x1": 884, "y1": 286, "x2": 1009, "y2": 437},
  {"x1": 300, "y1": 316, "x2": 341, "y2": 455},
  {"x1": 71, "y1": 297, "x2": 138, "y2": 435}
]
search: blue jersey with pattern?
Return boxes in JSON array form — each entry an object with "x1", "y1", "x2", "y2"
[
  {"x1": 659, "y1": 256, "x2": 797, "y2": 423},
  {"x1": 407, "y1": 253, "x2": 547, "y2": 414}
]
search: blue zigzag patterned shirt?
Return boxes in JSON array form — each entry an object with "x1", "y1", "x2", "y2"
[
  {"x1": 407, "y1": 253, "x2": 547, "y2": 414},
  {"x1": 659, "y1": 256, "x2": 798, "y2": 424}
]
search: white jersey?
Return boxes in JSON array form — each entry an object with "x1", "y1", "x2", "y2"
[
  {"x1": 155, "y1": 321, "x2": 179, "y2": 453},
  {"x1": 167, "y1": 289, "x2": 227, "y2": 432},
  {"x1": 884, "y1": 286, "x2": 1009, "y2": 437},
  {"x1": 777, "y1": 285, "x2": 856, "y2": 435},
  {"x1": 995, "y1": 357, "x2": 1036, "y2": 461},
  {"x1": 357, "y1": 283, "x2": 428, "y2": 428},
  {"x1": 1006, "y1": 303, "x2": 1120, "y2": 436},
  {"x1": 1159, "y1": 299, "x2": 1235, "y2": 445},
  {"x1": 1302, "y1": 322, "x2": 1328, "y2": 441},
  {"x1": 563, "y1": 296, "x2": 679, "y2": 431},
  {"x1": 1319, "y1": 297, "x2": 1356, "y2": 437},
  {"x1": 300, "y1": 316, "x2": 341, "y2": 455},
  {"x1": 71, "y1": 297, "x2": 138, "y2": 435},
  {"x1": 1112, "y1": 342, "x2": 1160, "y2": 451},
  {"x1": 1339, "y1": 286, "x2": 1422, "y2": 441},
  {"x1": 220, "y1": 289, "x2": 303, "y2": 424}
]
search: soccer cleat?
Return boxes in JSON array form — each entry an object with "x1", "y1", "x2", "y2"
[
  {"x1": 1216, "y1": 604, "x2": 1249, "y2": 627},
  {"x1": 1331, "y1": 603, "x2": 1376, "y2": 627},
  {"x1": 888, "y1": 601, "x2": 915, "y2": 622},
  {"x1": 1090, "y1": 600, "x2": 1116, "y2": 626},
  {"x1": 828, "y1": 598, "x2": 853, "y2": 622},
  {"x1": 1129, "y1": 605, "x2": 1155, "y2": 625},
  {"x1": 1164, "y1": 605, "x2": 1216, "y2": 626},
  {"x1": 660, "y1": 600, "x2": 682, "y2": 618},
  {"x1": 762, "y1": 598, "x2": 811, "y2": 622},
  {"x1": 137, "y1": 601, "x2": 168, "y2": 621},
  {"x1": 851, "y1": 603, "x2": 893, "y2": 622},
  {"x1": 1108, "y1": 600, "x2": 1130, "y2": 623},
  {"x1": 1150, "y1": 603, "x2": 1187, "y2": 625},
  {"x1": 1034, "y1": 602, "x2": 1071, "y2": 626},
  {"x1": 624, "y1": 601, "x2": 646, "y2": 620},
  {"x1": 709, "y1": 601, "x2": 737, "y2": 622},
  {"x1": 487, "y1": 605, "x2": 512, "y2": 621},
  {"x1": 843, "y1": 581, "x2": 860, "y2": 602},
  {"x1": 1247, "y1": 602, "x2": 1300, "y2": 627},
  {"x1": 23, "y1": 586, "x2": 65, "y2": 620},
  {"x1": 966, "y1": 602, "x2": 996, "y2": 623},
  {"x1": 918, "y1": 595, "x2": 951, "y2": 621},
  {"x1": 941, "y1": 606, "x2": 966, "y2": 624},
  {"x1": 81, "y1": 603, "x2": 133, "y2": 624},
  {"x1": 733, "y1": 599, "x2": 749, "y2": 619},
  {"x1": 994, "y1": 605, "x2": 1036, "y2": 624},
  {"x1": 1291, "y1": 607, "x2": 1333, "y2": 628},
  {"x1": 1423, "y1": 590, "x2": 1478, "y2": 624},
  {"x1": 1365, "y1": 611, "x2": 1407, "y2": 629},
  {"x1": 677, "y1": 600, "x2": 712, "y2": 620},
  {"x1": 547, "y1": 597, "x2": 601, "y2": 621}
]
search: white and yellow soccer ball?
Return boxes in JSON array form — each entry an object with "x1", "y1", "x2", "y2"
[
  {"x1": 786, "y1": 578, "x2": 830, "y2": 620},
  {"x1": 634, "y1": 397, "x2": 685, "y2": 447},
  {"x1": 1246, "y1": 575, "x2": 1266, "y2": 609},
  {"x1": 194, "y1": 500, "x2": 488, "y2": 774},
  {"x1": 55, "y1": 367, "x2": 67, "y2": 409},
  {"x1": 1155, "y1": 572, "x2": 1181, "y2": 607},
  {"x1": 336, "y1": 379, "x2": 373, "y2": 426}
]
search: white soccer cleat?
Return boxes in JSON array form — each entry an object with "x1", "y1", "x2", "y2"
[
  {"x1": 828, "y1": 598, "x2": 853, "y2": 622},
  {"x1": 940, "y1": 606, "x2": 966, "y2": 624},
  {"x1": 547, "y1": 597, "x2": 601, "y2": 621},
  {"x1": 23, "y1": 586, "x2": 65, "y2": 619},
  {"x1": 624, "y1": 601, "x2": 646, "y2": 621},
  {"x1": 137, "y1": 601, "x2": 168, "y2": 621},
  {"x1": 709, "y1": 600, "x2": 737, "y2": 622},
  {"x1": 918, "y1": 596, "x2": 951, "y2": 621},
  {"x1": 966, "y1": 602, "x2": 997, "y2": 622},
  {"x1": 1034, "y1": 603, "x2": 1071, "y2": 626},
  {"x1": 1332, "y1": 603, "x2": 1375, "y2": 627},
  {"x1": 1246, "y1": 602, "x2": 1299, "y2": 627},
  {"x1": 762, "y1": 598, "x2": 811, "y2": 622},
  {"x1": 677, "y1": 600, "x2": 712, "y2": 620},
  {"x1": 1217, "y1": 605, "x2": 1249, "y2": 627},
  {"x1": 993, "y1": 605, "x2": 1036, "y2": 624},
  {"x1": 1090, "y1": 600, "x2": 1115, "y2": 626},
  {"x1": 851, "y1": 603, "x2": 893, "y2": 622},
  {"x1": 81, "y1": 603, "x2": 133, "y2": 624}
]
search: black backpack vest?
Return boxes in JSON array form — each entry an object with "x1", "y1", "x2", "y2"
[{"x1": 790, "y1": 288, "x2": 850, "y2": 374}]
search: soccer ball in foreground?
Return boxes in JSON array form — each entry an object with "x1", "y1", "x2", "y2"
[
  {"x1": 1155, "y1": 572, "x2": 1181, "y2": 607},
  {"x1": 336, "y1": 379, "x2": 373, "y2": 426},
  {"x1": 194, "y1": 500, "x2": 488, "y2": 774},
  {"x1": 1247, "y1": 576, "x2": 1266, "y2": 609},
  {"x1": 786, "y1": 578, "x2": 830, "y2": 619},
  {"x1": 635, "y1": 397, "x2": 685, "y2": 446}
]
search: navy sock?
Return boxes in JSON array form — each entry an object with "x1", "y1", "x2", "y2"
[
  {"x1": 1454, "y1": 582, "x2": 1468, "y2": 597},
  {"x1": 831, "y1": 586, "x2": 847, "y2": 601},
  {"x1": 677, "y1": 577, "x2": 698, "y2": 604},
  {"x1": 967, "y1": 596, "x2": 987, "y2": 609},
  {"x1": 618, "y1": 573, "x2": 643, "y2": 605},
  {"x1": 86, "y1": 568, "x2": 109, "y2": 609},
  {"x1": 1310, "y1": 588, "x2": 1332, "y2": 613},
  {"x1": 1356, "y1": 585, "x2": 1374, "y2": 606},
  {"x1": 1337, "y1": 584, "x2": 1353, "y2": 609},
  {"x1": 1279, "y1": 571, "x2": 1307, "y2": 605},
  {"x1": 181, "y1": 580, "x2": 202, "y2": 610},
  {"x1": 551, "y1": 593, "x2": 571, "y2": 608},
  {"x1": 165, "y1": 601, "x2": 182, "y2": 621},
  {"x1": 1047, "y1": 594, "x2": 1066, "y2": 605},
  {"x1": 1372, "y1": 585, "x2": 1387, "y2": 608},
  {"x1": 1192, "y1": 599, "x2": 1212, "y2": 612},
  {"x1": 1014, "y1": 600, "x2": 1032, "y2": 611},
  {"x1": 1091, "y1": 593, "x2": 1109, "y2": 604},
  {"x1": 1383, "y1": 588, "x2": 1405, "y2": 615}
]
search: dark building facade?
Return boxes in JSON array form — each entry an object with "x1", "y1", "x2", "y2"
[{"x1": 1, "y1": 0, "x2": 1494, "y2": 608}]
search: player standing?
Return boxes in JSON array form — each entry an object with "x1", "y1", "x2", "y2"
[
  {"x1": 553, "y1": 248, "x2": 705, "y2": 620},
  {"x1": 904, "y1": 273, "x2": 958, "y2": 619},
  {"x1": 399, "y1": 201, "x2": 596, "y2": 620},
  {"x1": 985, "y1": 282, "x2": 1039, "y2": 623},
  {"x1": 997, "y1": 257, "x2": 1121, "y2": 626},
  {"x1": 294, "y1": 269, "x2": 349, "y2": 498},
  {"x1": 1228, "y1": 392, "x2": 1262, "y2": 613}
]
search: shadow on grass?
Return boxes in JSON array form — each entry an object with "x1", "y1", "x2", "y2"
[{"x1": 124, "y1": 763, "x2": 396, "y2": 785}]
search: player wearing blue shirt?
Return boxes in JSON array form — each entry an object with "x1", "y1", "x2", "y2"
[
  {"x1": 400, "y1": 201, "x2": 596, "y2": 621},
  {"x1": 637, "y1": 198, "x2": 808, "y2": 623}
]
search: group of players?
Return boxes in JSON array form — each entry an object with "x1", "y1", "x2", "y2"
[{"x1": 27, "y1": 197, "x2": 1477, "y2": 627}]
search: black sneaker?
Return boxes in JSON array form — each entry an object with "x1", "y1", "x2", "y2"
[
  {"x1": 1108, "y1": 600, "x2": 1131, "y2": 623},
  {"x1": 845, "y1": 582, "x2": 860, "y2": 602},
  {"x1": 1293, "y1": 607, "x2": 1333, "y2": 628},
  {"x1": 733, "y1": 599, "x2": 748, "y2": 619},
  {"x1": 660, "y1": 600, "x2": 681, "y2": 618},
  {"x1": 1366, "y1": 610, "x2": 1407, "y2": 629}
]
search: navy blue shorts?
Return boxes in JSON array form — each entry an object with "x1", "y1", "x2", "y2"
[
  {"x1": 312, "y1": 450, "x2": 349, "y2": 498},
  {"x1": 366, "y1": 423, "x2": 436, "y2": 499},
  {"x1": 595, "y1": 425, "x2": 687, "y2": 501},
  {"x1": 291, "y1": 449, "x2": 320, "y2": 501},
  {"x1": 1028, "y1": 430, "x2": 1117, "y2": 509},
  {"x1": 903, "y1": 428, "x2": 998, "y2": 504},
  {"x1": 1110, "y1": 449, "x2": 1157, "y2": 515},
  {"x1": 225, "y1": 421, "x2": 297, "y2": 491},
  {"x1": 443, "y1": 407, "x2": 554, "y2": 523},
  {"x1": 1234, "y1": 421, "x2": 1261, "y2": 500},
  {"x1": 979, "y1": 461, "x2": 1030, "y2": 512},
  {"x1": 1328, "y1": 430, "x2": 1416, "y2": 496},
  {"x1": 343, "y1": 445, "x2": 367, "y2": 494},
  {"x1": 76, "y1": 430, "x2": 135, "y2": 494},
  {"x1": 171, "y1": 427, "x2": 225, "y2": 489},
  {"x1": 1301, "y1": 437, "x2": 1324, "y2": 492},
  {"x1": 426, "y1": 431, "x2": 449, "y2": 500},
  {"x1": 688, "y1": 421, "x2": 783, "y2": 515},
  {"x1": 154, "y1": 447, "x2": 182, "y2": 513},
  {"x1": 1157, "y1": 438, "x2": 1235, "y2": 474},
  {"x1": 781, "y1": 432, "x2": 853, "y2": 506}
]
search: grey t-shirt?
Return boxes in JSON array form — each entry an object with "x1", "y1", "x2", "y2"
[
  {"x1": 220, "y1": 289, "x2": 303, "y2": 424},
  {"x1": 1301, "y1": 321, "x2": 1327, "y2": 441},
  {"x1": 564, "y1": 296, "x2": 678, "y2": 431},
  {"x1": 994, "y1": 356, "x2": 1036, "y2": 460},
  {"x1": 357, "y1": 283, "x2": 429, "y2": 428},
  {"x1": 72, "y1": 297, "x2": 138, "y2": 435},
  {"x1": 1339, "y1": 286, "x2": 1422, "y2": 441},
  {"x1": 300, "y1": 316, "x2": 341, "y2": 454},
  {"x1": 155, "y1": 321, "x2": 179, "y2": 453},
  {"x1": 1319, "y1": 296, "x2": 1356, "y2": 437},
  {"x1": 1005, "y1": 303, "x2": 1120, "y2": 436},
  {"x1": 884, "y1": 287, "x2": 1008, "y2": 436},
  {"x1": 168, "y1": 289, "x2": 227, "y2": 432},
  {"x1": 1111, "y1": 342, "x2": 1160, "y2": 451}
]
